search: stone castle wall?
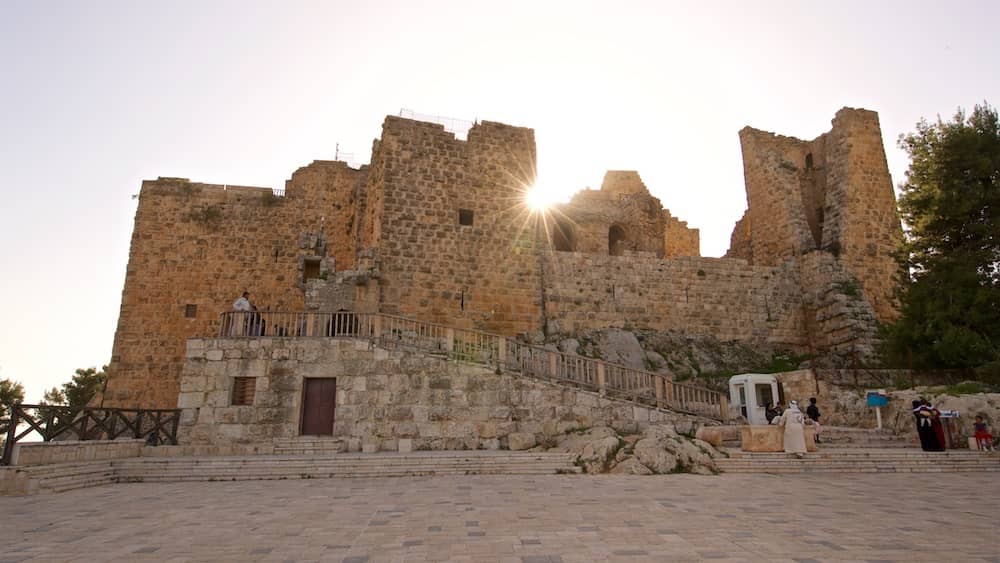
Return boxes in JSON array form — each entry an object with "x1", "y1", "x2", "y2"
[
  {"x1": 178, "y1": 338, "x2": 701, "y2": 449},
  {"x1": 662, "y1": 210, "x2": 700, "y2": 258},
  {"x1": 733, "y1": 107, "x2": 901, "y2": 321},
  {"x1": 548, "y1": 171, "x2": 699, "y2": 258},
  {"x1": 542, "y1": 253, "x2": 806, "y2": 348},
  {"x1": 106, "y1": 108, "x2": 901, "y2": 409},
  {"x1": 359, "y1": 118, "x2": 543, "y2": 335},
  {"x1": 104, "y1": 163, "x2": 368, "y2": 406}
]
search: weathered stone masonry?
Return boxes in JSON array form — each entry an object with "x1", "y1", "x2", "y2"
[
  {"x1": 106, "y1": 108, "x2": 901, "y2": 409},
  {"x1": 177, "y1": 338, "x2": 701, "y2": 448}
]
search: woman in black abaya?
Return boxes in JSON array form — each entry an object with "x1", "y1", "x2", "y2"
[{"x1": 913, "y1": 400, "x2": 943, "y2": 451}]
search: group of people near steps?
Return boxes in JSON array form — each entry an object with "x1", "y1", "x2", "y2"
[
  {"x1": 912, "y1": 399, "x2": 995, "y2": 452},
  {"x1": 764, "y1": 398, "x2": 823, "y2": 458}
]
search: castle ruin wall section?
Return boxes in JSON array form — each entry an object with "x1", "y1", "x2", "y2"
[
  {"x1": 732, "y1": 108, "x2": 902, "y2": 322},
  {"x1": 363, "y1": 117, "x2": 542, "y2": 334},
  {"x1": 662, "y1": 210, "x2": 700, "y2": 258},
  {"x1": 177, "y1": 338, "x2": 704, "y2": 449},
  {"x1": 105, "y1": 163, "x2": 366, "y2": 408},
  {"x1": 542, "y1": 252, "x2": 808, "y2": 350},
  {"x1": 820, "y1": 109, "x2": 903, "y2": 321}
]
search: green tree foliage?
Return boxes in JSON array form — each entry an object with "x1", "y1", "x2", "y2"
[
  {"x1": 0, "y1": 378, "x2": 25, "y2": 417},
  {"x1": 40, "y1": 387, "x2": 67, "y2": 406},
  {"x1": 61, "y1": 366, "x2": 109, "y2": 409},
  {"x1": 882, "y1": 103, "x2": 1000, "y2": 371}
]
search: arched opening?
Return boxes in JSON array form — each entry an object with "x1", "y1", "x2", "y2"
[
  {"x1": 608, "y1": 224, "x2": 626, "y2": 256},
  {"x1": 552, "y1": 218, "x2": 576, "y2": 252},
  {"x1": 805, "y1": 153, "x2": 814, "y2": 170}
]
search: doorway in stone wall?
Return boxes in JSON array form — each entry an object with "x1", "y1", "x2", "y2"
[
  {"x1": 609, "y1": 224, "x2": 626, "y2": 256},
  {"x1": 300, "y1": 378, "x2": 336, "y2": 435}
]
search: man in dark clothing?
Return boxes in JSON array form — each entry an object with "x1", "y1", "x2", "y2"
[
  {"x1": 764, "y1": 402, "x2": 781, "y2": 424},
  {"x1": 806, "y1": 397, "x2": 822, "y2": 443}
]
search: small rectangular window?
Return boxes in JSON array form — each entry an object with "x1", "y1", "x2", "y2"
[
  {"x1": 303, "y1": 258, "x2": 321, "y2": 282},
  {"x1": 458, "y1": 209, "x2": 474, "y2": 226},
  {"x1": 184, "y1": 304, "x2": 197, "y2": 318},
  {"x1": 231, "y1": 377, "x2": 256, "y2": 406}
]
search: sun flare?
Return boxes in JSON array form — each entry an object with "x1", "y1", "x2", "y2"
[{"x1": 524, "y1": 186, "x2": 553, "y2": 212}]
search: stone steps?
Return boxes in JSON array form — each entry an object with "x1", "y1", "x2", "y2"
[
  {"x1": 819, "y1": 426, "x2": 913, "y2": 448},
  {"x1": 717, "y1": 449, "x2": 1000, "y2": 474},
  {"x1": 272, "y1": 438, "x2": 348, "y2": 455},
  {"x1": 4, "y1": 451, "x2": 580, "y2": 495}
]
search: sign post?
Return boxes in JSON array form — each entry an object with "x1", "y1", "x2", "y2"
[{"x1": 866, "y1": 389, "x2": 888, "y2": 430}]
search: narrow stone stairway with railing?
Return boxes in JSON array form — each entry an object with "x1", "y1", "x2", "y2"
[{"x1": 216, "y1": 310, "x2": 731, "y2": 422}]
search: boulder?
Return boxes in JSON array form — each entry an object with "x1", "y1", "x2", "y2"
[
  {"x1": 633, "y1": 437, "x2": 680, "y2": 474},
  {"x1": 609, "y1": 456, "x2": 653, "y2": 475},
  {"x1": 632, "y1": 424, "x2": 720, "y2": 474},
  {"x1": 598, "y1": 329, "x2": 646, "y2": 370},
  {"x1": 549, "y1": 426, "x2": 622, "y2": 474},
  {"x1": 558, "y1": 338, "x2": 581, "y2": 355}
]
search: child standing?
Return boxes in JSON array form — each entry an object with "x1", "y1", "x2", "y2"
[{"x1": 973, "y1": 416, "x2": 994, "y2": 451}]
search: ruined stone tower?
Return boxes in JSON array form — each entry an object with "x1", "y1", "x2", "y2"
[{"x1": 728, "y1": 107, "x2": 903, "y2": 321}]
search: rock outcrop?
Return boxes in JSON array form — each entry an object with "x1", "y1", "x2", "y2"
[{"x1": 545, "y1": 424, "x2": 722, "y2": 474}]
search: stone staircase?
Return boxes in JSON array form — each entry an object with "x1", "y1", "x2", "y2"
[
  {"x1": 2, "y1": 451, "x2": 580, "y2": 495},
  {"x1": 273, "y1": 437, "x2": 348, "y2": 455},
  {"x1": 717, "y1": 448, "x2": 1000, "y2": 474},
  {"x1": 820, "y1": 426, "x2": 914, "y2": 449}
]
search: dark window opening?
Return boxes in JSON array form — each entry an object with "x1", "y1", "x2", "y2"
[
  {"x1": 303, "y1": 258, "x2": 321, "y2": 282},
  {"x1": 184, "y1": 304, "x2": 197, "y2": 318},
  {"x1": 458, "y1": 209, "x2": 474, "y2": 226},
  {"x1": 553, "y1": 219, "x2": 576, "y2": 252},
  {"x1": 805, "y1": 153, "x2": 814, "y2": 170},
  {"x1": 231, "y1": 377, "x2": 256, "y2": 406},
  {"x1": 609, "y1": 225, "x2": 626, "y2": 256}
]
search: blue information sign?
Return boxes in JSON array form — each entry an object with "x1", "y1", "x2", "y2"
[{"x1": 866, "y1": 392, "x2": 888, "y2": 407}]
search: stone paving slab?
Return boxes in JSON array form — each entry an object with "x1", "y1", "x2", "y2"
[{"x1": 1, "y1": 473, "x2": 997, "y2": 562}]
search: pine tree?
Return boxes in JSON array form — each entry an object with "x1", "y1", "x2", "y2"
[{"x1": 882, "y1": 103, "x2": 1000, "y2": 373}]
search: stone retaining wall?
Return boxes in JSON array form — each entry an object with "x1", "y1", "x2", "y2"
[
  {"x1": 10, "y1": 439, "x2": 145, "y2": 466},
  {"x1": 178, "y1": 338, "x2": 712, "y2": 450}
]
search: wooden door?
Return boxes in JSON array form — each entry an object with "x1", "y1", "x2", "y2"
[{"x1": 300, "y1": 378, "x2": 336, "y2": 435}]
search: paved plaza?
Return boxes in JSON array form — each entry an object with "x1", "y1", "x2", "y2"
[{"x1": 3, "y1": 473, "x2": 998, "y2": 562}]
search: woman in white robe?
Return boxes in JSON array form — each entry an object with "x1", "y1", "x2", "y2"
[{"x1": 777, "y1": 400, "x2": 808, "y2": 457}]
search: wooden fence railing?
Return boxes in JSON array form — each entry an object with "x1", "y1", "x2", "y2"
[
  {"x1": 1, "y1": 405, "x2": 181, "y2": 466},
  {"x1": 218, "y1": 311, "x2": 729, "y2": 420}
]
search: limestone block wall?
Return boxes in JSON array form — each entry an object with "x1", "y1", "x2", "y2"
[
  {"x1": 820, "y1": 109, "x2": 903, "y2": 321},
  {"x1": 726, "y1": 211, "x2": 752, "y2": 261},
  {"x1": 542, "y1": 252, "x2": 808, "y2": 350},
  {"x1": 662, "y1": 210, "x2": 699, "y2": 258},
  {"x1": 106, "y1": 161, "x2": 367, "y2": 408},
  {"x1": 548, "y1": 171, "x2": 698, "y2": 258},
  {"x1": 737, "y1": 127, "x2": 822, "y2": 265},
  {"x1": 358, "y1": 117, "x2": 542, "y2": 334},
  {"x1": 731, "y1": 108, "x2": 902, "y2": 322},
  {"x1": 10, "y1": 439, "x2": 145, "y2": 466},
  {"x1": 796, "y1": 251, "x2": 879, "y2": 360},
  {"x1": 106, "y1": 109, "x2": 900, "y2": 411},
  {"x1": 178, "y1": 338, "x2": 703, "y2": 450}
]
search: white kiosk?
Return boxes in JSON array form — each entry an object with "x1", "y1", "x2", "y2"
[{"x1": 728, "y1": 373, "x2": 780, "y2": 425}]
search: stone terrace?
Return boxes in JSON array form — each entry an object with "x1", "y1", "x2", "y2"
[{"x1": 3, "y1": 473, "x2": 998, "y2": 562}]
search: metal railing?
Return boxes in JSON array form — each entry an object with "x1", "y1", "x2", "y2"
[
  {"x1": 218, "y1": 311, "x2": 728, "y2": 420},
  {"x1": 1, "y1": 405, "x2": 181, "y2": 466},
  {"x1": 398, "y1": 108, "x2": 475, "y2": 140}
]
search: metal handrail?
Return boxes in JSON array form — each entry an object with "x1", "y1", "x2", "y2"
[{"x1": 216, "y1": 311, "x2": 729, "y2": 421}]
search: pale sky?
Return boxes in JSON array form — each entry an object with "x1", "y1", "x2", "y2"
[{"x1": 1, "y1": 0, "x2": 997, "y2": 404}]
